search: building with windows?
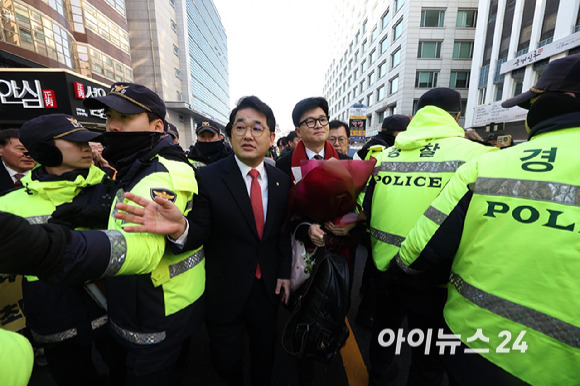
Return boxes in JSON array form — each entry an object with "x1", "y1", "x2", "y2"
[
  {"x1": 324, "y1": 0, "x2": 479, "y2": 137},
  {"x1": 0, "y1": 0, "x2": 133, "y2": 86},
  {"x1": 465, "y1": 0, "x2": 580, "y2": 141},
  {"x1": 0, "y1": 0, "x2": 230, "y2": 145},
  {"x1": 0, "y1": 0, "x2": 131, "y2": 128},
  {"x1": 128, "y1": 0, "x2": 230, "y2": 146}
]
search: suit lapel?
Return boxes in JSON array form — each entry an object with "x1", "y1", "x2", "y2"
[{"x1": 222, "y1": 156, "x2": 259, "y2": 239}]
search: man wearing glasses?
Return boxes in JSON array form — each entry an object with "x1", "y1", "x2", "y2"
[
  {"x1": 329, "y1": 120, "x2": 352, "y2": 157},
  {"x1": 276, "y1": 97, "x2": 350, "y2": 182},
  {"x1": 109, "y1": 95, "x2": 292, "y2": 385}
]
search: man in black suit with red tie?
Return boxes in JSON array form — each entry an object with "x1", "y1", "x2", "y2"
[
  {"x1": 115, "y1": 96, "x2": 292, "y2": 386},
  {"x1": 0, "y1": 129, "x2": 36, "y2": 194}
]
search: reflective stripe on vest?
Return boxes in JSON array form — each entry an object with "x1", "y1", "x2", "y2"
[
  {"x1": 471, "y1": 177, "x2": 580, "y2": 206},
  {"x1": 394, "y1": 252, "x2": 421, "y2": 275},
  {"x1": 373, "y1": 160, "x2": 465, "y2": 175},
  {"x1": 25, "y1": 215, "x2": 51, "y2": 225},
  {"x1": 110, "y1": 320, "x2": 166, "y2": 345},
  {"x1": 424, "y1": 205, "x2": 447, "y2": 225},
  {"x1": 369, "y1": 226, "x2": 405, "y2": 247},
  {"x1": 450, "y1": 272, "x2": 580, "y2": 349},
  {"x1": 100, "y1": 230, "x2": 127, "y2": 277},
  {"x1": 168, "y1": 248, "x2": 205, "y2": 279},
  {"x1": 30, "y1": 315, "x2": 108, "y2": 344}
]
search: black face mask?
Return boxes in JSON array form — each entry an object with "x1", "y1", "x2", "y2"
[
  {"x1": 102, "y1": 131, "x2": 162, "y2": 166},
  {"x1": 526, "y1": 93, "x2": 580, "y2": 129},
  {"x1": 195, "y1": 140, "x2": 225, "y2": 155}
]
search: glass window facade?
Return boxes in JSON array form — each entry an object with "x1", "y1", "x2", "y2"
[{"x1": 185, "y1": 0, "x2": 229, "y2": 122}]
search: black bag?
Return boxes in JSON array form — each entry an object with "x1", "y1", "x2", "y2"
[{"x1": 282, "y1": 249, "x2": 350, "y2": 362}]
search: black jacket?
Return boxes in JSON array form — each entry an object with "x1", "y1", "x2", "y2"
[{"x1": 181, "y1": 154, "x2": 292, "y2": 322}]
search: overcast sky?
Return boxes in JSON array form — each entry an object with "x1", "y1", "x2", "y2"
[{"x1": 212, "y1": 0, "x2": 332, "y2": 136}]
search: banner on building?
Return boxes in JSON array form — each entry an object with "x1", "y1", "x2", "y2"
[
  {"x1": 348, "y1": 103, "x2": 367, "y2": 142},
  {"x1": 0, "y1": 69, "x2": 109, "y2": 126},
  {"x1": 500, "y1": 31, "x2": 580, "y2": 74}
]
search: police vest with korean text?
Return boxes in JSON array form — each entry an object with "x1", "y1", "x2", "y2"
[
  {"x1": 435, "y1": 127, "x2": 580, "y2": 384},
  {"x1": 104, "y1": 153, "x2": 205, "y2": 346},
  {"x1": 367, "y1": 106, "x2": 496, "y2": 271}
]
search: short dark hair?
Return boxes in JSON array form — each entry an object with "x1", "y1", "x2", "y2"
[
  {"x1": 0, "y1": 129, "x2": 19, "y2": 146},
  {"x1": 277, "y1": 137, "x2": 288, "y2": 147},
  {"x1": 292, "y1": 97, "x2": 329, "y2": 127},
  {"x1": 286, "y1": 131, "x2": 298, "y2": 142},
  {"x1": 226, "y1": 96, "x2": 276, "y2": 138},
  {"x1": 329, "y1": 120, "x2": 350, "y2": 138}
]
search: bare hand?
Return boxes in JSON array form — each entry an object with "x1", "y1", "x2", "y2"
[
  {"x1": 276, "y1": 279, "x2": 291, "y2": 305},
  {"x1": 308, "y1": 224, "x2": 326, "y2": 247},
  {"x1": 323, "y1": 221, "x2": 356, "y2": 236},
  {"x1": 114, "y1": 192, "x2": 187, "y2": 239}
]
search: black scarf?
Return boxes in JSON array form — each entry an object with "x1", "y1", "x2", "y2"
[
  {"x1": 527, "y1": 93, "x2": 580, "y2": 139},
  {"x1": 188, "y1": 140, "x2": 233, "y2": 164}
]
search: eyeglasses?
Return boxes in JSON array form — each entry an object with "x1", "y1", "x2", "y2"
[
  {"x1": 329, "y1": 136, "x2": 348, "y2": 145},
  {"x1": 299, "y1": 116, "x2": 329, "y2": 128},
  {"x1": 232, "y1": 124, "x2": 267, "y2": 138}
]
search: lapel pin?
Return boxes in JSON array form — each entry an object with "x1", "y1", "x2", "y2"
[{"x1": 276, "y1": 182, "x2": 279, "y2": 186}]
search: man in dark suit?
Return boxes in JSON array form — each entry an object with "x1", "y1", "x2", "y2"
[
  {"x1": 0, "y1": 129, "x2": 36, "y2": 193},
  {"x1": 114, "y1": 95, "x2": 292, "y2": 386}
]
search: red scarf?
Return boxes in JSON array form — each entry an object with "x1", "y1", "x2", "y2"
[{"x1": 290, "y1": 140, "x2": 339, "y2": 183}]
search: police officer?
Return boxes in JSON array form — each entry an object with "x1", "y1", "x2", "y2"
[
  {"x1": 362, "y1": 88, "x2": 497, "y2": 384},
  {"x1": 0, "y1": 114, "x2": 121, "y2": 386},
  {"x1": 80, "y1": 83, "x2": 205, "y2": 385},
  {"x1": 187, "y1": 119, "x2": 232, "y2": 168},
  {"x1": 394, "y1": 54, "x2": 580, "y2": 385}
]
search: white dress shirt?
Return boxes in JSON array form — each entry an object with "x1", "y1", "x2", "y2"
[{"x1": 234, "y1": 155, "x2": 268, "y2": 219}]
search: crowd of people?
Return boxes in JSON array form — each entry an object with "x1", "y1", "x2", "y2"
[{"x1": 1, "y1": 53, "x2": 580, "y2": 386}]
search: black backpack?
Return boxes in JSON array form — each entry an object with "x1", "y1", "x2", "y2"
[{"x1": 282, "y1": 250, "x2": 350, "y2": 362}]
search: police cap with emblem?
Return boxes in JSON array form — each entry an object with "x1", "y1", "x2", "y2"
[
  {"x1": 84, "y1": 82, "x2": 166, "y2": 120},
  {"x1": 19, "y1": 114, "x2": 102, "y2": 167},
  {"x1": 196, "y1": 119, "x2": 220, "y2": 135}
]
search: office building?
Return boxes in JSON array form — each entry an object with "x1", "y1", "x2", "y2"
[
  {"x1": 128, "y1": 0, "x2": 230, "y2": 146},
  {"x1": 466, "y1": 0, "x2": 580, "y2": 141},
  {"x1": 324, "y1": 0, "x2": 478, "y2": 137}
]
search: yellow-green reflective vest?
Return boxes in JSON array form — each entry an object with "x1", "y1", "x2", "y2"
[
  {"x1": 432, "y1": 128, "x2": 580, "y2": 385},
  {"x1": 368, "y1": 106, "x2": 496, "y2": 271},
  {"x1": 0, "y1": 328, "x2": 33, "y2": 386},
  {"x1": 108, "y1": 155, "x2": 205, "y2": 317}
]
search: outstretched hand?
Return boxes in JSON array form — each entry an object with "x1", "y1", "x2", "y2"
[{"x1": 114, "y1": 192, "x2": 187, "y2": 239}]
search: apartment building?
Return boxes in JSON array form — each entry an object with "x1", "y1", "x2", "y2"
[
  {"x1": 324, "y1": 0, "x2": 478, "y2": 137},
  {"x1": 466, "y1": 0, "x2": 580, "y2": 141}
]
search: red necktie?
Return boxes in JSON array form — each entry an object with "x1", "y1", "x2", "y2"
[
  {"x1": 13, "y1": 173, "x2": 24, "y2": 188},
  {"x1": 249, "y1": 169, "x2": 263, "y2": 278}
]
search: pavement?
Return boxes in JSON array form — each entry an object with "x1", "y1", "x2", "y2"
[{"x1": 29, "y1": 245, "x2": 424, "y2": 386}]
